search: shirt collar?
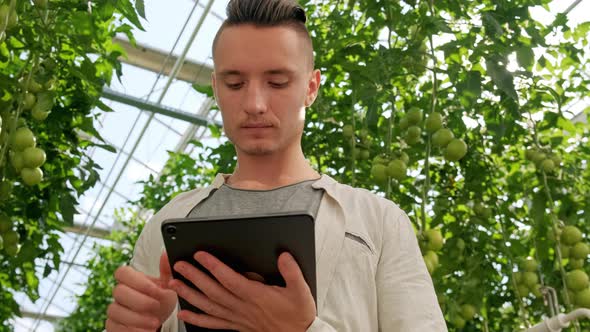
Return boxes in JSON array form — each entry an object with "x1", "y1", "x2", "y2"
[{"x1": 210, "y1": 173, "x2": 338, "y2": 192}]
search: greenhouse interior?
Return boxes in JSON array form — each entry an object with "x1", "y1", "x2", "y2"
[{"x1": 0, "y1": 0, "x2": 589, "y2": 331}]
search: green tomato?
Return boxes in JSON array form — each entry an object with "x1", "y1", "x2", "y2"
[
  {"x1": 456, "y1": 238, "x2": 465, "y2": 251},
  {"x1": 371, "y1": 164, "x2": 388, "y2": 183},
  {"x1": 561, "y1": 225, "x2": 583, "y2": 246},
  {"x1": 425, "y1": 229, "x2": 444, "y2": 251},
  {"x1": 22, "y1": 147, "x2": 46, "y2": 168},
  {"x1": 531, "y1": 283, "x2": 543, "y2": 298},
  {"x1": 31, "y1": 107, "x2": 50, "y2": 121},
  {"x1": 550, "y1": 154, "x2": 562, "y2": 166},
  {"x1": 450, "y1": 315, "x2": 466, "y2": 329},
  {"x1": 531, "y1": 152, "x2": 546, "y2": 165},
  {"x1": 517, "y1": 283, "x2": 529, "y2": 297},
  {"x1": 372, "y1": 155, "x2": 388, "y2": 165},
  {"x1": 2, "y1": 229, "x2": 19, "y2": 245},
  {"x1": 570, "y1": 259, "x2": 585, "y2": 269},
  {"x1": 424, "y1": 250, "x2": 439, "y2": 266},
  {"x1": 560, "y1": 243, "x2": 572, "y2": 258},
  {"x1": 0, "y1": 213, "x2": 12, "y2": 233},
  {"x1": 521, "y1": 257, "x2": 538, "y2": 272},
  {"x1": 4, "y1": 242, "x2": 18, "y2": 256},
  {"x1": 424, "y1": 256, "x2": 436, "y2": 274},
  {"x1": 405, "y1": 126, "x2": 422, "y2": 145},
  {"x1": 567, "y1": 270, "x2": 590, "y2": 291},
  {"x1": 522, "y1": 271, "x2": 539, "y2": 288},
  {"x1": 12, "y1": 127, "x2": 36, "y2": 150},
  {"x1": 21, "y1": 167, "x2": 43, "y2": 186},
  {"x1": 399, "y1": 152, "x2": 410, "y2": 165},
  {"x1": 525, "y1": 148, "x2": 537, "y2": 161},
  {"x1": 19, "y1": 77, "x2": 43, "y2": 93},
  {"x1": 9, "y1": 151, "x2": 24, "y2": 172},
  {"x1": 23, "y1": 92, "x2": 37, "y2": 110},
  {"x1": 406, "y1": 108, "x2": 423, "y2": 125},
  {"x1": 399, "y1": 117, "x2": 409, "y2": 130},
  {"x1": 432, "y1": 128, "x2": 454, "y2": 148},
  {"x1": 342, "y1": 124, "x2": 353, "y2": 139},
  {"x1": 359, "y1": 149, "x2": 370, "y2": 160},
  {"x1": 386, "y1": 159, "x2": 407, "y2": 181},
  {"x1": 575, "y1": 288, "x2": 590, "y2": 308},
  {"x1": 444, "y1": 138, "x2": 468, "y2": 161},
  {"x1": 0, "y1": 181, "x2": 12, "y2": 200},
  {"x1": 571, "y1": 242, "x2": 590, "y2": 260},
  {"x1": 460, "y1": 304, "x2": 477, "y2": 321},
  {"x1": 425, "y1": 112, "x2": 443, "y2": 133},
  {"x1": 540, "y1": 159, "x2": 555, "y2": 172}
]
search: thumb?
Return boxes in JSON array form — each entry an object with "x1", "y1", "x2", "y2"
[
  {"x1": 159, "y1": 251, "x2": 173, "y2": 286},
  {"x1": 278, "y1": 252, "x2": 309, "y2": 293}
]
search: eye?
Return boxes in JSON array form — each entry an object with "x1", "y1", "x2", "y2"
[
  {"x1": 269, "y1": 82, "x2": 288, "y2": 88},
  {"x1": 225, "y1": 83, "x2": 243, "y2": 90}
]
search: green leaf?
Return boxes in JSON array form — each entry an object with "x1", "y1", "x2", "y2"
[
  {"x1": 557, "y1": 117, "x2": 577, "y2": 134},
  {"x1": 192, "y1": 83, "x2": 214, "y2": 97},
  {"x1": 135, "y1": 0, "x2": 146, "y2": 19},
  {"x1": 486, "y1": 59, "x2": 518, "y2": 101},
  {"x1": 60, "y1": 194, "x2": 78, "y2": 226}
]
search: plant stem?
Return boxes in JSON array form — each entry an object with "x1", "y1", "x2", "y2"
[
  {"x1": 542, "y1": 170, "x2": 580, "y2": 332},
  {"x1": 386, "y1": 15, "x2": 394, "y2": 199},
  {"x1": 0, "y1": 57, "x2": 37, "y2": 171},
  {"x1": 350, "y1": 90, "x2": 356, "y2": 186},
  {"x1": 419, "y1": 10, "x2": 438, "y2": 230},
  {"x1": 496, "y1": 203, "x2": 531, "y2": 326}
]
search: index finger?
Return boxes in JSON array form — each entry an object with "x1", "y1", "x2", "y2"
[
  {"x1": 114, "y1": 266, "x2": 163, "y2": 300},
  {"x1": 194, "y1": 251, "x2": 257, "y2": 299}
]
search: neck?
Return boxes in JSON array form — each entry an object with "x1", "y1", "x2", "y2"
[{"x1": 227, "y1": 145, "x2": 320, "y2": 190}]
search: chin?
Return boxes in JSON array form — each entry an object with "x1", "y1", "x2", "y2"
[{"x1": 237, "y1": 143, "x2": 278, "y2": 156}]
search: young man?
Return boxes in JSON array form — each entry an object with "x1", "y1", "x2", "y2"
[{"x1": 105, "y1": 0, "x2": 447, "y2": 331}]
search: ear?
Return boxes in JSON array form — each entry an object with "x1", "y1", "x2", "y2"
[{"x1": 304, "y1": 69, "x2": 321, "y2": 108}]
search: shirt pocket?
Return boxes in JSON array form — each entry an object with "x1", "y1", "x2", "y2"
[{"x1": 344, "y1": 230, "x2": 375, "y2": 256}]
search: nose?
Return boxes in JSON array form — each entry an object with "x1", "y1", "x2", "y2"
[{"x1": 242, "y1": 82, "x2": 268, "y2": 115}]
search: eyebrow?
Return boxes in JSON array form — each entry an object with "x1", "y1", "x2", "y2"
[{"x1": 218, "y1": 68, "x2": 296, "y2": 78}]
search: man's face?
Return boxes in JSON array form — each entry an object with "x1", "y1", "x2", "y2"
[{"x1": 212, "y1": 24, "x2": 320, "y2": 156}]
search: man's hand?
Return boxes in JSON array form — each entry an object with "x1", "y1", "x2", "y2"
[
  {"x1": 106, "y1": 252, "x2": 178, "y2": 332},
  {"x1": 169, "y1": 251, "x2": 316, "y2": 332}
]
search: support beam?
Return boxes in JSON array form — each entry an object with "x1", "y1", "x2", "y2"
[
  {"x1": 572, "y1": 110, "x2": 587, "y2": 124},
  {"x1": 19, "y1": 310, "x2": 64, "y2": 323},
  {"x1": 101, "y1": 87, "x2": 222, "y2": 127},
  {"x1": 114, "y1": 37, "x2": 213, "y2": 85},
  {"x1": 64, "y1": 223, "x2": 110, "y2": 239}
]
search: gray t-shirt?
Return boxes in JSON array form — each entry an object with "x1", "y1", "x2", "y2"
[
  {"x1": 178, "y1": 179, "x2": 324, "y2": 332},
  {"x1": 187, "y1": 178, "x2": 325, "y2": 218}
]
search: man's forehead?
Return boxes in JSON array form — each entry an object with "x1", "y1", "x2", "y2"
[
  {"x1": 217, "y1": 68, "x2": 298, "y2": 77},
  {"x1": 213, "y1": 24, "x2": 312, "y2": 71}
]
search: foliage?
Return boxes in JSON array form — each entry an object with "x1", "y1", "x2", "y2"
[
  {"x1": 64, "y1": 0, "x2": 590, "y2": 331},
  {"x1": 0, "y1": 0, "x2": 144, "y2": 329}
]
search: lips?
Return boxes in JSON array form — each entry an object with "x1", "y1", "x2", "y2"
[{"x1": 241, "y1": 123, "x2": 273, "y2": 128}]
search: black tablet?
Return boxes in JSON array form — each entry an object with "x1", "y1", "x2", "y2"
[{"x1": 161, "y1": 212, "x2": 316, "y2": 332}]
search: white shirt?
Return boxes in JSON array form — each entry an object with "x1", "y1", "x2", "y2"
[{"x1": 129, "y1": 174, "x2": 448, "y2": 331}]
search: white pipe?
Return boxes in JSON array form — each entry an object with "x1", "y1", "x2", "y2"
[
  {"x1": 563, "y1": 308, "x2": 590, "y2": 323},
  {"x1": 525, "y1": 314, "x2": 569, "y2": 332},
  {"x1": 525, "y1": 309, "x2": 590, "y2": 332}
]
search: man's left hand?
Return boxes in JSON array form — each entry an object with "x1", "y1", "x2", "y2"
[{"x1": 168, "y1": 251, "x2": 316, "y2": 332}]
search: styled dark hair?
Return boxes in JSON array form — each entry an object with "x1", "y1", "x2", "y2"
[{"x1": 212, "y1": 0, "x2": 314, "y2": 67}]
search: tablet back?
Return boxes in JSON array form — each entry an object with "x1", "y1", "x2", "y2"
[{"x1": 161, "y1": 212, "x2": 316, "y2": 332}]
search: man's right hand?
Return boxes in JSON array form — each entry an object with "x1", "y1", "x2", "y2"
[{"x1": 106, "y1": 252, "x2": 178, "y2": 331}]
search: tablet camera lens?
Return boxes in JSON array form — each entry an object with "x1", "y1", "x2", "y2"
[{"x1": 167, "y1": 225, "x2": 176, "y2": 235}]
